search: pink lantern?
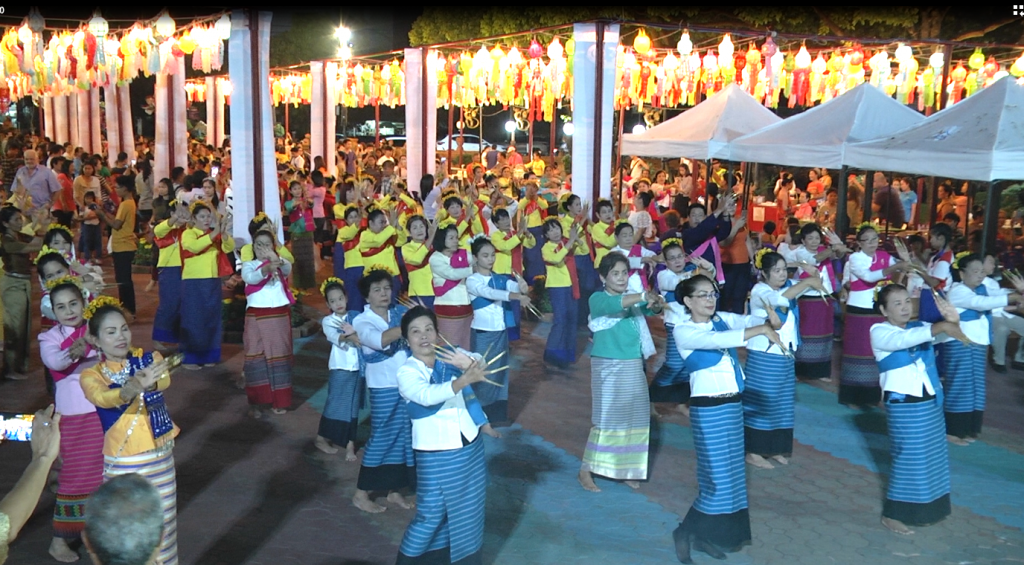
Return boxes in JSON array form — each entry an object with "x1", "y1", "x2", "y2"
[{"x1": 528, "y1": 40, "x2": 543, "y2": 59}]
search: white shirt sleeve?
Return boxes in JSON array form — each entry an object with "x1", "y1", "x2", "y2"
[
  {"x1": 354, "y1": 313, "x2": 385, "y2": 351},
  {"x1": 750, "y1": 283, "x2": 790, "y2": 315},
  {"x1": 241, "y1": 260, "x2": 266, "y2": 285},
  {"x1": 430, "y1": 253, "x2": 473, "y2": 281},
  {"x1": 397, "y1": 361, "x2": 458, "y2": 408},
  {"x1": 466, "y1": 274, "x2": 512, "y2": 302},
  {"x1": 948, "y1": 282, "x2": 1010, "y2": 311},
  {"x1": 673, "y1": 319, "x2": 749, "y2": 350},
  {"x1": 322, "y1": 315, "x2": 351, "y2": 350},
  {"x1": 849, "y1": 252, "x2": 890, "y2": 284},
  {"x1": 870, "y1": 322, "x2": 934, "y2": 354}
]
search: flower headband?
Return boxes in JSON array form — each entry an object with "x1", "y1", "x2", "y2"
[
  {"x1": 856, "y1": 221, "x2": 879, "y2": 233},
  {"x1": 873, "y1": 280, "x2": 895, "y2": 303},
  {"x1": 662, "y1": 237, "x2": 682, "y2": 250},
  {"x1": 46, "y1": 223, "x2": 73, "y2": 240},
  {"x1": 189, "y1": 199, "x2": 210, "y2": 214},
  {"x1": 952, "y1": 251, "x2": 972, "y2": 270},
  {"x1": 754, "y1": 248, "x2": 773, "y2": 270},
  {"x1": 363, "y1": 263, "x2": 396, "y2": 276},
  {"x1": 44, "y1": 274, "x2": 82, "y2": 291},
  {"x1": 320, "y1": 276, "x2": 345, "y2": 297},
  {"x1": 437, "y1": 217, "x2": 457, "y2": 230},
  {"x1": 33, "y1": 245, "x2": 63, "y2": 265},
  {"x1": 83, "y1": 295, "x2": 124, "y2": 321},
  {"x1": 252, "y1": 211, "x2": 268, "y2": 224}
]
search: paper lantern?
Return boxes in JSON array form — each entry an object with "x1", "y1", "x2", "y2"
[
  {"x1": 929, "y1": 51, "x2": 944, "y2": 69},
  {"x1": 215, "y1": 14, "x2": 231, "y2": 40},
  {"x1": 633, "y1": 29, "x2": 651, "y2": 55},
  {"x1": 17, "y1": 24, "x2": 31, "y2": 45},
  {"x1": 827, "y1": 52, "x2": 844, "y2": 73},
  {"x1": 490, "y1": 44, "x2": 504, "y2": 60},
  {"x1": 746, "y1": 47, "x2": 761, "y2": 68},
  {"x1": 507, "y1": 46, "x2": 522, "y2": 66},
  {"x1": 1010, "y1": 53, "x2": 1024, "y2": 77},
  {"x1": 795, "y1": 46, "x2": 811, "y2": 68},
  {"x1": 528, "y1": 40, "x2": 543, "y2": 59},
  {"x1": 548, "y1": 38, "x2": 563, "y2": 60},
  {"x1": 718, "y1": 34, "x2": 733, "y2": 61},
  {"x1": 88, "y1": 11, "x2": 109, "y2": 37},
  {"x1": 27, "y1": 7, "x2": 44, "y2": 34},
  {"x1": 677, "y1": 30, "x2": 692, "y2": 57},
  {"x1": 968, "y1": 48, "x2": 984, "y2": 70},
  {"x1": 155, "y1": 12, "x2": 176, "y2": 38},
  {"x1": 178, "y1": 34, "x2": 196, "y2": 55},
  {"x1": 894, "y1": 43, "x2": 912, "y2": 63},
  {"x1": 702, "y1": 49, "x2": 718, "y2": 72},
  {"x1": 983, "y1": 56, "x2": 998, "y2": 78},
  {"x1": 565, "y1": 38, "x2": 575, "y2": 56},
  {"x1": 849, "y1": 47, "x2": 864, "y2": 67},
  {"x1": 951, "y1": 62, "x2": 967, "y2": 82}
]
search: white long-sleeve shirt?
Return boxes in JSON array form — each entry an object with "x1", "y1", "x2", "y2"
[
  {"x1": 612, "y1": 245, "x2": 655, "y2": 294},
  {"x1": 397, "y1": 351, "x2": 484, "y2": 451},
  {"x1": 674, "y1": 312, "x2": 761, "y2": 397},
  {"x1": 942, "y1": 281, "x2": 1009, "y2": 345},
  {"x1": 748, "y1": 282, "x2": 799, "y2": 355},
  {"x1": 322, "y1": 313, "x2": 360, "y2": 371},
  {"x1": 792, "y1": 246, "x2": 835, "y2": 296},
  {"x1": 847, "y1": 251, "x2": 894, "y2": 309},
  {"x1": 354, "y1": 306, "x2": 409, "y2": 388},
  {"x1": 657, "y1": 268, "x2": 691, "y2": 326},
  {"x1": 983, "y1": 277, "x2": 1014, "y2": 319},
  {"x1": 241, "y1": 259, "x2": 293, "y2": 309},
  {"x1": 870, "y1": 321, "x2": 936, "y2": 396},
  {"x1": 430, "y1": 251, "x2": 473, "y2": 307},
  {"x1": 466, "y1": 273, "x2": 518, "y2": 331}
]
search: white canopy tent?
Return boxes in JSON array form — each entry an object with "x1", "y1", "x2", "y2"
[
  {"x1": 844, "y1": 76, "x2": 1024, "y2": 182},
  {"x1": 729, "y1": 83, "x2": 924, "y2": 168},
  {"x1": 620, "y1": 83, "x2": 781, "y2": 160}
]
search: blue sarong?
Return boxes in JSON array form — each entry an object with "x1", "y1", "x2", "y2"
[
  {"x1": 471, "y1": 328, "x2": 510, "y2": 423},
  {"x1": 152, "y1": 266, "x2": 181, "y2": 344},
  {"x1": 398, "y1": 436, "x2": 486, "y2": 563},
  {"x1": 883, "y1": 395, "x2": 951, "y2": 525},
  {"x1": 742, "y1": 350, "x2": 795, "y2": 457},
  {"x1": 937, "y1": 340, "x2": 987, "y2": 438},
  {"x1": 180, "y1": 277, "x2": 222, "y2": 365},
  {"x1": 357, "y1": 387, "x2": 415, "y2": 492},
  {"x1": 650, "y1": 323, "x2": 690, "y2": 404},
  {"x1": 690, "y1": 399, "x2": 748, "y2": 516},
  {"x1": 318, "y1": 369, "x2": 364, "y2": 446},
  {"x1": 342, "y1": 265, "x2": 365, "y2": 313},
  {"x1": 523, "y1": 226, "x2": 545, "y2": 284},
  {"x1": 543, "y1": 286, "x2": 578, "y2": 366}
]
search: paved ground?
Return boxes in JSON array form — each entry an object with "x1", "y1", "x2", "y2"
[{"x1": 2, "y1": 266, "x2": 1024, "y2": 564}]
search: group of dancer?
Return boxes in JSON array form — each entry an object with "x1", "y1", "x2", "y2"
[{"x1": 4, "y1": 163, "x2": 1020, "y2": 564}]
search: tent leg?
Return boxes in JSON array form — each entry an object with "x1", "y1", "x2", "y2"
[
  {"x1": 836, "y1": 165, "x2": 849, "y2": 237},
  {"x1": 981, "y1": 181, "x2": 1001, "y2": 257}
]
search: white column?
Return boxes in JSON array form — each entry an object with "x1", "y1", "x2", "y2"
[
  {"x1": 53, "y1": 95, "x2": 68, "y2": 144},
  {"x1": 104, "y1": 83, "x2": 121, "y2": 167},
  {"x1": 205, "y1": 76, "x2": 226, "y2": 149},
  {"x1": 171, "y1": 57, "x2": 187, "y2": 173},
  {"x1": 571, "y1": 23, "x2": 619, "y2": 204},
  {"x1": 90, "y1": 88, "x2": 101, "y2": 160},
  {"x1": 404, "y1": 48, "x2": 438, "y2": 196},
  {"x1": 229, "y1": 10, "x2": 278, "y2": 244},
  {"x1": 42, "y1": 95, "x2": 54, "y2": 140},
  {"x1": 118, "y1": 84, "x2": 134, "y2": 159},
  {"x1": 68, "y1": 94, "x2": 80, "y2": 149},
  {"x1": 310, "y1": 60, "x2": 326, "y2": 174},
  {"x1": 154, "y1": 73, "x2": 171, "y2": 182},
  {"x1": 76, "y1": 90, "x2": 91, "y2": 153},
  {"x1": 325, "y1": 62, "x2": 338, "y2": 177}
]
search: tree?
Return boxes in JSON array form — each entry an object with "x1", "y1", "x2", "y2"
[{"x1": 270, "y1": 12, "x2": 340, "y2": 68}]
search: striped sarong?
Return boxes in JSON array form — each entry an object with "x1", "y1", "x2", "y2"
[
  {"x1": 884, "y1": 393, "x2": 951, "y2": 526},
  {"x1": 435, "y1": 304, "x2": 473, "y2": 351},
  {"x1": 839, "y1": 306, "x2": 882, "y2": 406},
  {"x1": 357, "y1": 387, "x2": 415, "y2": 492},
  {"x1": 290, "y1": 232, "x2": 316, "y2": 290},
  {"x1": 152, "y1": 266, "x2": 181, "y2": 344},
  {"x1": 678, "y1": 395, "x2": 751, "y2": 551},
  {"x1": 650, "y1": 323, "x2": 690, "y2": 404},
  {"x1": 581, "y1": 357, "x2": 649, "y2": 481},
  {"x1": 54, "y1": 412, "x2": 105, "y2": 539},
  {"x1": 937, "y1": 340, "x2": 987, "y2": 438},
  {"x1": 543, "y1": 286, "x2": 578, "y2": 366},
  {"x1": 180, "y1": 277, "x2": 222, "y2": 365},
  {"x1": 743, "y1": 350, "x2": 795, "y2": 457},
  {"x1": 104, "y1": 450, "x2": 177, "y2": 565},
  {"x1": 318, "y1": 369, "x2": 364, "y2": 446},
  {"x1": 244, "y1": 305, "x2": 294, "y2": 410},
  {"x1": 398, "y1": 437, "x2": 486, "y2": 564},
  {"x1": 575, "y1": 253, "x2": 598, "y2": 325},
  {"x1": 523, "y1": 225, "x2": 545, "y2": 284},
  {"x1": 342, "y1": 265, "x2": 365, "y2": 313},
  {"x1": 795, "y1": 295, "x2": 834, "y2": 380},
  {"x1": 471, "y1": 328, "x2": 510, "y2": 424}
]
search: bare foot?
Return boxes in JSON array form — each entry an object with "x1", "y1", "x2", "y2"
[
  {"x1": 352, "y1": 490, "x2": 386, "y2": 513},
  {"x1": 183, "y1": 364, "x2": 202, "y2": 371},
  {"x1": 771, "y1": 455, "x2": 789, "y2": 465},
  {"x1": 882, "y1": 517, "x2": 914, "y2": 535},
  {"x1": 145, "y1": 280, "x2": 157, "y2": 292},
  {"x1": 624, "y1": 480, "x2": 641, "y2": 490},
  {"x1": 5, "y1": 372, "x2": 28, "y2": 381},
  {"x1": 387, "y1": 492, "x2": 415, "y2": 509},
  {"x1": 821, "y1": 377, "x2": 833, "y2": 383},
  {"x1": 271, "y1": 408, "x2": 287, "y2": 415},
  {"x1": 49, "y1": 537, "x2": 79, "y2": 562},
  {"x1": 344, "y1": 441, "x2": 357, "y2": 462},
  {"x1": 315, "y1": 436, "x2": 339, "y2": 454},
  {"x1": 965, "y1": 437, "x2": 977, "y2": 443},
  {"x1": 650, "y1": 404, "x2": 662, "y2": 419},
  {"x1": 248, "y1": 407, "x2": 263, "y2": 420},
  {"x1": 947, "y1": 435, "x2": 969, "y2": 446},
  {"x1": 746, "y1": 453, "x2": 775, "y2": 469},
  {"x1": 481, "y1": 424, "x2": 501, "y2": 438},
  {"x1": 675, "y1": 404, "x2": 690, "y2": 417},
  {"x1": 578, "y1": 469, "x2": 600, "y2": 492}
]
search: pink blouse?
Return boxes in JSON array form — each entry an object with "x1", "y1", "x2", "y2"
[{"x1": 39, "y1": 324, "x2": 100, "y2": 416}]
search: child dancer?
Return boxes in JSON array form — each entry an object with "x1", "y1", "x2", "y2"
[
  {"x1": 541, "y1": 217, "x2": 581, "y2": 368},
  {"x1": 467, "y1": 236, "x2": 532, "y2": 424},
  {"x1": 430, "y1": 221, "x2": 474, "y2": 350},
  {"x1": 491, "y1": 207, "x2": 534, "y2": 341},
  {"x1": 285, "y1": 180, "x2": 317, "y2": 290},
  {"x1": 560, "y1": 194, "x2": 597, "y2": 323},
  {"x1": 152, "y1": 201, "x2": 189, "y2": 349},
  {"x1": 359, "y1": 206, "x2": 402, "y2": 301},
  {"x1": 38, "y1": 277, "x2": 103, "y2": 562},
  {"x1": 241, "y1": 230, "x2": 296, "y2": 417},
  {"x1": 335, "y1": 204, "x2": 366, "y2": 313},
  {"x1": 401, "y1": 215, "x2": 435, "y2": 309},
  {"x1": 519, "y1": 182, "x2": 548, "y2": 284},
  {"x1": 180, "y1": 201, "x2": 235, "y2": 369},
  {"x1": 317, "y1": 278, "x2": 363, "y2": 459},
  {"x1": 590, "y1": 199, "x2": 618, "y2": 268}
]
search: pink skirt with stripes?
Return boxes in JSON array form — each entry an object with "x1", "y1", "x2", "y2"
[{"x1": 54, "y1": 412, "x2": 105, "y2": 539}]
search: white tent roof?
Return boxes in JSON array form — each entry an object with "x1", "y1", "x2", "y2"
[
  {"x1": 844, "y1": 76, "x2": 1024, "y2": 182},
  {"x1": 729, "y1": 83, "x2": 924, "y2": 169},
  {"x1": 620, "y1": 83, "x2": 781, "y2": 160}
]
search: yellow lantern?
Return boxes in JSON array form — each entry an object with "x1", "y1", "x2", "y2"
[
  {"x1": 633, "y1": 29, "x2": 651, "y2": 55},
  {"x1": 178, "y1": 33, "x2": 196, "y2": 55},
  {"x1": 1011, "y1": 52, "x2": 1024, "y2": 77},
  {"x1": 490, "y1": 44, "x2": 504, "y2": 60},
  {"x1": 968, "y1": 48, "x2": 984, "y2": 70},
  {"x1": 565, "y1": 38, "x2": 575, "y2": 56},
  {"x1": 795, "y1": 45, "x2": 811, "y2": 69},
  {"x1": 811, "y1": 53, "x2": 827, "y2": 74}
]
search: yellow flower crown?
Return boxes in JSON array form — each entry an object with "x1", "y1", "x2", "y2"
[
  {"x1": 437, "y1": 217, "x2": 457, "y2": 230},
  {"x1": 167, "y1": 199, "x2": 179, "y2": 209},
  {"x1": 952, "y1": 251, "x2": 972, "y2": 270},
  {"x1": 44, "y1": 274, "x2": 82, "y2": 292},
  {"x1": 189, "y1": 199, "x2": 210, "y2": 214},
  {"x1": 856, "y1": 221, "x2": 879, "y2": 233},
  {"x1": 46, "y1": 223, "x2": 73, "y2": 240},
  {"x1": 83, "y1": 295, "x2": 124, "y2": 321},
  {"x1": 33, "y1": 245, "x2": 63, "y2": 265},
  {"x1": 873, "y1": 280, "x2": 896, "y2": 303},
  {"x1": 754, "y1": 247, "x2": 773, "y2": 270},
  {"x1": 252, "y1": 211, "x2": 268, "y2": 224},
  {"x1": 363, "y1": 263, "x2": 396, "y2": 276},
  {"x1": 441, "y1": 188, "x2": 460, "y2": 200},
  {"x1": 615, "y1": 219, "x2": 631, "y2": 227},
  {"x1": 662, "y1": 237, "x2": 682, "y2": 250},
  {"x1": 320, "y1": 276, "x2": 345, "y2": 297}
]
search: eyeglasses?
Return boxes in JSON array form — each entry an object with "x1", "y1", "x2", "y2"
[
  {"x1": 858, "y1": 236, "x2": 878, "y2": 243},
  {"x1": 692, "y1": 291, "x2": 720, "y2": 301}
]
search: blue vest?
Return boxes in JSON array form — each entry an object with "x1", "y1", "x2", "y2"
[
  {"x1": 360, "y1": 305, "x2": 410, "y2": 375},
  {"x1": 95, "y1": 351, "x2": 175, "y2": 440},
  {"x1": 682, "y1": 316, "x2": 745, "y2": 393},
  {"x1": 774, "y1": 280, "x2": 801, "y2": 350},
  {"x1": 405, "y1": 352, "x2": 488, "y2": 427},
  {"x1": 876, "y1": 321, "x2": 943, "y2": 404},
  {"x1": 470, "y1": 274, "x2": 516, "y2": 329},
  {"x1": 957, "y1": 285, "x2": 993, "y2": 342}
]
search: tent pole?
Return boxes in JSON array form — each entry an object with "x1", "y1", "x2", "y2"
[
  {"x1": 614, "y1": 106, "x2": 624, "y2": 214},
  {"x1": 592, "y1": 21, "x2": 606, "y2": 215},
  {"x1": 929, "y1": 177, "x2": 938, "y2": 226},
  {"x1": 447, "y1": 105, "x2": 454, "y2": 174},
  {"x1": 836, "y1": 165, "x2": 849, "y2": 236},
  {"x1": 863, "y1": 170, "x2": 875, "y2": 225},
  {"x1": 981, "y1": 181, "x2": 1001, "y2": 256}
]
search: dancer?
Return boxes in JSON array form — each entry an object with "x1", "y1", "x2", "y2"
[
  {"x1": 401, "y1": 215, "x2": 435, "y2": 309},
  {"x1": 467, "y1": 236, "x2": 532, "y2": 424},
  {"x1": 490, "y1": 207, "x2": 533, "y2": 341},
  {"x1": 744, "y1": 249, "x2": 825, "y2": 469},
  {"x1": 152, "y1": 201, "x2": 188, "y2": 349},
  {"x1": 541, "y1": 217, "x2": 581, "y2": 368},
  {"x1": 791, "y1": 223, "x2": 845, "y2": 382},
  {"x1": 395, "y1": 306, "x2": 498, "y2": 564},
  {"x1": 38, "y1": 277, "x2": 102, "y2": 562},
  {"x1": 560, "y1": 195, "x2": 596, "y2": 322},
  {"x1": 241, "y1": 230, "x2": 295, "y2": 417},
  {"x1": 79, "y1": 296, "x2": 181, "y2": 565},
  {"x1": 579, "y1": 253, "x2": 665, "y2": 493},
  {"x1": 610, "y1": 222, "x2": 661, "y2": 293},
  {"x1": 519, "y1": 181, "x2": 548, "y2": 283},
  {"x1": 842, "y1": 224, "x2": 911, "y2": 406},
  {"x1": 352, "y1": 269, "x2": 415, "y2": 514},
  {"x1": 316, "y1": 277, "x2": 363, "y2": 459},
  {"x1": 359, "y1": 206, "x2": 401, "y2": 301},
  {"x1": 650, "y1": 238, "x2": 714, "y2": 411},
  {"x1": 430, "y1": 220, "x2": 474, "y2": 351},
  {"x1": 941, "y1": 253, "x2": 1021, "y2": 444},
  {"x1": 180, "y1": 201, "x2": 234, "y2": 369},
  {"x1": 590, "y1": 199, "x2": 618, "y2": 268},
  {"x1": 285, "y1": 180, "x2": 316, "y2": 290},
  {"x1": 872, "y1": 283, "x2": 967, "y2": 534},
  {"x1": 672, "y1": 274, "x2": 785, "y2": 563},
  {"x1": 336, "y1": 205, "x2": 366, "y2": 313}
]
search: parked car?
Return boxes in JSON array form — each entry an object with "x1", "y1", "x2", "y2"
[{"x1": 436, "y1": 134, "x2": 505, "y2": 154}]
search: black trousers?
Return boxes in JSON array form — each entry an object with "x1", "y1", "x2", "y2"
[
  {"x1": 719, "y1": 262, "x2": 752, "y2": 314},
  {"x1": 112, "y1": 251, "x2": 137, "y2": 314}
]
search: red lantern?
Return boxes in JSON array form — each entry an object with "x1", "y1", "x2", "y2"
[
  {"x1": 983, "y1": 56, "x2": 998, "y2": 79},
  {"x1": 849, "y1": 46, "x2": 864, "y2": 67},
  {"x1": 528, "y1": 40, "x2": 543, "y2": 59},
  {"x1": 734, "y1": 53, "x2": 746, "y2": 73}
]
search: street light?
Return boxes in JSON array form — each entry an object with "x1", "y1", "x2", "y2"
[
  {"x1": 505, "y1": 120, "x2": 516, "y2": 146},
  {"x1": 632, "y1": 124, "x2": 646, "y2": 134},
  {"x1": 335, "y1": 26, "x2": 351, "y2": 42}
]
